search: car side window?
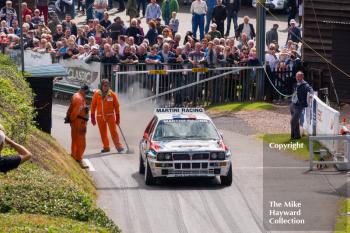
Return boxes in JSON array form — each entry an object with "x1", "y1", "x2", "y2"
[
  {"x1": 145, "y1": 117, "x2": 157, "y2": 135},
  {"x1": 148, "y1": 118, "x2": 158, "y2": 136}
]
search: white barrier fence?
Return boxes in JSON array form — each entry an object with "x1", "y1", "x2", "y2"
[{"x1": 303, "y1": 94, "x2": 341, "y2": 154}]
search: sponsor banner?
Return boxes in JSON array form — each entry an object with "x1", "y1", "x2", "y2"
[
  {"x1": 57, "y1": 59, "x2": 101, "y2": 90},
  {"x1": 5, "y1": 49, "x2": 52, "y2": 67},
  {"x1": 302, "y1": 94, "x2": 340, "y2": 153}
]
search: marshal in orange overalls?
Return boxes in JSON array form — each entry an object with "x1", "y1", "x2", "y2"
[
  {"x1": 90, "y1": 89, "x2": 123, "y2": 151},
  {"x1": 67, "y1": 91, "x2": 88, "y2": 162}
]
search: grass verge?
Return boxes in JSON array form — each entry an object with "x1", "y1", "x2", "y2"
[
  {"x1": 259, "y1": 134, "x2": 321, "y2": 161},
  {"x1": 0, "y1": 213, "x2": 111, "y2": 233},
  {"x1": 0, "y1": 54, "x2": 120, "y2": 232},
  {"x1": 207, "y1": 102, "x2": 276, "y2": 113},
  {"x1": 334, "y1": 199, "x2": 349, "y2": 233}
]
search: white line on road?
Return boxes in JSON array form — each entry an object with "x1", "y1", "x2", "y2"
[{"x1": 83, "y1": 159, "x2": 96, "y2": 172}]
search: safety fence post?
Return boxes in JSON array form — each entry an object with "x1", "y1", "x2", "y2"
[{"x1": 309, "y1": 137, "x2": 314, "y2": 171}]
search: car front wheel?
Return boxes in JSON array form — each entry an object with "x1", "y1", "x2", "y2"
[
  {"x1": 139, "y1": 154, "x2": 145, "y2": 174},
  {"x1": 220, "y1": 164, "x2": 232, "y2": 186},
  {"x1": 145, "y1": 159, "x2": 156, "y2": 185}
]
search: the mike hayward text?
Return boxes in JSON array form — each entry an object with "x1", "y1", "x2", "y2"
[
  {"x1": 268, "y1": 201, "x2": 305, "y2": 225},
  {"x1": 269, "y1": 142, "x2": 304, "y2": 151}
]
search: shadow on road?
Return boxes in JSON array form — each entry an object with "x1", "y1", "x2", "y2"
[{"x1": 130, "y1": 172, "x2": 227, "y2": 190}]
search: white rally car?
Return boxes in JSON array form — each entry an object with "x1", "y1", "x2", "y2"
[{"x1": 139, "y1": 108, "x2": 232, "y2": 186}]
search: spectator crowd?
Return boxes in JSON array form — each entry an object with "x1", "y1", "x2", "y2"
[{"x1": 0, "y1": 0, "x2": 302, "y2": 72}]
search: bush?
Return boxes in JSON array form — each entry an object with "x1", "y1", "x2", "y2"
[
  {"x1": 0, "y1": 54, "x2": 34, "y2": 143},
  {"x1": 0, "y1": 164, "x2": 120, "y2": 233}
]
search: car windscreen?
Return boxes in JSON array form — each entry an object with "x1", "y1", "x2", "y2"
[{"x1": 152, "y1": 119, "x2": 220, "y2": 141}]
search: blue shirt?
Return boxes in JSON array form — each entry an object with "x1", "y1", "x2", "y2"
[{"x1": 145, "y1": 3, "x2": 161, "y2": 21}]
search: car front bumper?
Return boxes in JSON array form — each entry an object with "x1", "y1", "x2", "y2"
[{"x1": 148, "y1": 159, "x2": 231, "y2": 178}]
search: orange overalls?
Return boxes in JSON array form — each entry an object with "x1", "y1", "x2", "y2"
[
  {"x1": 67, "y1": 92, "x2": 87, "y2": 162},
  {"x1": 90, "y1": 89, "x2": 123, "y2": 150}
]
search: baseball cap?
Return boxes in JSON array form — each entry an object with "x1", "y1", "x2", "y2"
[
  {"x1": 290, "y1": 19, "x2": 296, "y2": 24},
  {"x1": 81, "y1": 84, "x2": 90, "y2": 94},
  {"x1": 211, "y1": 23, "x2": 217, "y2": 28}
]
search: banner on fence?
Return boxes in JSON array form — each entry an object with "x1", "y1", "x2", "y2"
[
  {"x1": 57, "y1": 59, "x2": 101, "y2": 90},
  {"x1": 302, "y1": 94, "x2": 340, "y2": 153},
  {"x1": 5, "y1": 49, "x2": 52, "y2": 67}
]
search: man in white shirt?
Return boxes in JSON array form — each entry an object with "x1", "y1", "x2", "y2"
[{"x1": 190, "y1": 0, "x2": 207, "y2": 41}]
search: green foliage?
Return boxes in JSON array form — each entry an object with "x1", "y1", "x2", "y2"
[
  {"x1": 334, "y1": 199, "x2": 350, "y2": 233},
  {"x1": 0, "y1": 54, "x2": 120, "y2": 232},
  {"x1": 207, "y1": 102, "x2": 275, "y2": 112},
  {"x1": 0, "y1": 213, "x2": 111, "y2": 233},
  {"x1": 0, "y1": 54, "x2": 34, "y2": 143},
  {"x1": 0, "y1": 164, "x2": 120, "y2": 233}
]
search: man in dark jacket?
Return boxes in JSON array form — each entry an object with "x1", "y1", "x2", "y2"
[
  {"x1": 225, "y1": 0, "x2": 240, "y2": 37},
  {"x1": 235, "y1": 16, "x2": 255, "y2": 40},
  {"x1": 266, "y1": 23, "x2": 278, "y2": 47},
  {"x1": 211, "y1": 0, "x2": 226, "y2": 37},
  {"x1": 290, "y1": 71, "x2": 313, "y2": 140},
  {"x1": 286, "y1": 19, "x2": 301, "y2": 44}
]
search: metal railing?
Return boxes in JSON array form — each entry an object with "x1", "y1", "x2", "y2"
[
  {"x1": 309, "y1": 135, "x2": 350, "y2": 171},
  {"x1": 112, "y1": 63, "x2": 260, "y2": 107}
]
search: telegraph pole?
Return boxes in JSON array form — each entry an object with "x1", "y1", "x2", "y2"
[
  {"x1": 256, "y1": 0, "x2": 266, "y2": 100},
  {"x1": 18, "y1": 0, "x2": 25, "y2": 73}
]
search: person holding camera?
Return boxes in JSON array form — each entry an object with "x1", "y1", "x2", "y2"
[
  {"x1": 65, "y1": 85, "x2": 90, "y2": 168},
  {"x1": 0, "y1": 124, "x2": 32, "y2": 174}
]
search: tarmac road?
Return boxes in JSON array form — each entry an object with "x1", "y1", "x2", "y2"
[{"x1": 52, "y1": 100, "x2": 346, "y2": 233}]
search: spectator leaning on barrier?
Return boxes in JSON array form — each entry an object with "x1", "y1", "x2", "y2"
[
  {"x1": 0, "y1": 124, "x2": 32, "y2": 174},
  {"x1": 290, "y1": 71, "x2": 313, "y2": 140}
]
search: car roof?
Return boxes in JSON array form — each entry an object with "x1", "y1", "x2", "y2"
[{"x1": 154, "y1": 108, "x2": 212, "y2": 121}]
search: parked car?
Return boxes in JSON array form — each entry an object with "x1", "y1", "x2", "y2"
[{"x1": 252, "y1": 0, "x2": 288, "y2": 12}]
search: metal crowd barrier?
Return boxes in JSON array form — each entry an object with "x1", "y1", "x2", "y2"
[
  {"x1": 111, "y1": 63, "x2": 259, "y2": 107},
  {"x1": 309, "y1": 135, "x2": 350, "y2": 171}
]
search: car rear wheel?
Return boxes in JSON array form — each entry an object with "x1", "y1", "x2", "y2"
[
  {"x1": 220, "y1": 164, "x2": 232, "y2": 186},
  {"x1": 145, "y1": 160, "x2": 156, "y2": 185},
  {"x1": 139, "y1": 154, "x2": 145, "y2": 174}
]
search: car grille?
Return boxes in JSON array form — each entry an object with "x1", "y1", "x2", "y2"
[
  {"x1": 192, "y1": 153, "x2": 210, "y2": 160},
  {"x1": 172, "y1": 153, "x2": 210, "y2": 160},
  {"x1": 168, "y1": 170, "x2": 214, "y2": 176},
  {"x1": 173, "y1": 153, "x2": 190, "y2": 160}
]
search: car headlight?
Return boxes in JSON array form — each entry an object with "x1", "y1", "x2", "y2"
[
  {"x1": 210, "y1": 152, "x2": 218, "y2": 160},
  {"x1": 157, "y1": 153, "x2": 165, "y2": 161},
  {"x1": 157, "y1": 153, "x2": 172, "y2": 161},
  {"x1": 218, "y1": 152, "x2": 226, "y2": 160},
  {"x1": 164, "y1": 153, "x2": 172, "y2": 160}
]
